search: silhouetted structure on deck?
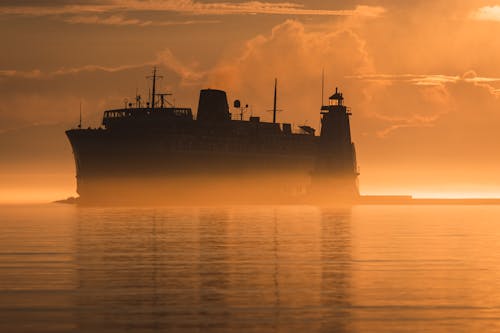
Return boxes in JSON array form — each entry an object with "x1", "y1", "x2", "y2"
[
  {"x1": 66, "y1": 69, "x2": 359, "y2": 204},
  {"x1": 312, "y1": 88, "x2": 359, "y2": 201}
]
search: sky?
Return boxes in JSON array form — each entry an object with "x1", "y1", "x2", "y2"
[{"x1": 1, "y1": 0, "x2": 500, "y2": 202}]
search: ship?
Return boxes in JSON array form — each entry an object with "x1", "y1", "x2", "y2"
[{"x1": 66, "y1": 68, "x2": 359, "y2": 204}]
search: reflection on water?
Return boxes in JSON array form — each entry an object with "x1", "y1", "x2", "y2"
[
  {"x1": 2, "y1": 205, "x2": 500, "y2": 332},
  {"x1": 321, "y1": 209, "x2": 352, "y2": 333}
]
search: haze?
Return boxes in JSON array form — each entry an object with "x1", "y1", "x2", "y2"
[{"x1": 1, "y1": 0, "x2": 500, "y2": 203}]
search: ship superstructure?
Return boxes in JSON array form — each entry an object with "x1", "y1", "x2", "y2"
[{"x1": 66, "y1": 69, "x2": 359, "y2": 204}]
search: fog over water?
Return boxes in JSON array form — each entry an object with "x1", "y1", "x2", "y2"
[
  {"x1": 2, "y1": 1, "x2": 500, "y2": 201},
  {"x1": 1, "y1": 204, "x2": 500, "y2": 332}
]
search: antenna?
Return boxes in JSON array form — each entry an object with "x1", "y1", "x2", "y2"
[
  {"x1": 135, "y1": 88, "x2": 142, "y2": 108},
  {"x1": 233, "y1": 100, "x2": 249, "y2": 120},
  {"x1": 273, "y1": 78, "x2": 277, "y2": 124},
  {"x1": 78, "y1": 101, "x2": 82, "y2": 129},
  {"x1": 267, "y1": 78, "x2": 283, "y2": 123},
  {"x1": 157, "y1": 93, "x2": 173, "y2": 108},
  {"x1": 241, "y1": 104, "x2": 248, "y2": 120},
  {"x1": 321, "y1": 68, "x2": 325, "y2": 106},
  {"x1": 152, "y1": 67, "x2": 156, "y2": 111}
]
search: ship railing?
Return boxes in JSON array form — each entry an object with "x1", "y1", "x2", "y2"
[
  {"x1": 172, "y1": 108, "x2": 192, "y2": 117},
  {"x1": 104, "y1": 110, "x2": 132, "y2": 119},
  {"x1": 103, "y1": 107, "x2": 192, "y2": 120}
]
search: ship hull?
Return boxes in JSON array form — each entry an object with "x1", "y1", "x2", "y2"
[{"x1": 66, "y1": 128, "x2": 317, "y2": 204}]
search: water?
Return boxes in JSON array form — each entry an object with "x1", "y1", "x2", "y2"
[{"x1": 1, "y1": 204, "x2": 500, "y2": 332}]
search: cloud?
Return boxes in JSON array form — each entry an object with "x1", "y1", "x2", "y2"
[
  {"x1": 462, "y1": 70, "x2": 500, "y2": 96},
  {"x1": 348, "y1": 72, "x2": 500, "y2": 96},
  {"x1": 347, "y1": 74, "x2": 460, "y2": 86},
  {"x1": 363, "y1": 83, "x2": 453, "y2": 137},
  {"x1": 0, "y1": 63, "x2": 153, "y2": 80},
  {"x1": 0, "y1": 1, "x2": 385, "y2": 18},
  {"x1": 155, "y1": 49, "x2": 206, "y2": 85},
  {"x1": 0, "y1": 70, "x2": 43, "y2": 79},
  {"x1": 200, "y1": 20, "x2": 376, "y2": 126},
  {"x1": 63, "y1": 14, "x2": 220, "y2": 27},
  {"x1": 0, "y1": 50, "x2": 204, "y2": 87},
  {"x1": 470, "y1": 5, "x2": 500, "y2": 22},
  {"x1": 375, "y1": 122, "x2": 435, "y2": 138},
  {"x1": 346, "y1": 70, "x2": 500, "y2": 136},
  {"x1": 64, "y1": 14, "x2": 151, "y2": 26}
]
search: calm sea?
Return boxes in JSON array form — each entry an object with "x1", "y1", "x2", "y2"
[{"x1": 1, "y1": 204, "x2": 500, "y2": 332}]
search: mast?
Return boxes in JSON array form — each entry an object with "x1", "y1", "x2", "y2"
[
  {"x1": 151, "y1": 67, "x2": 157, "y2": 111},
  {"x1": 147, "y1": 67, "x2": 163, "y2": 111},
  {"x1": 273, "y1": 78, "x2": 277, "y2": 123},
  {"x1": 78, "y1": 101, "x2": 82, "y2": 129}
]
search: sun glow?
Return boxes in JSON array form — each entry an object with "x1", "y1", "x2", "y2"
[
  {"x1": 411, "y1": 192, "x2": 500, "y2": 200},
  {"x1": 0, "y1": 189, "x2": 75, "y2": 204},
  {"x1": 0, "y1": 173, "x2": 75, "y2": 204}
]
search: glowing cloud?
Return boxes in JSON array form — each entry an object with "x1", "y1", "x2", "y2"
[
  {"x1": 63, "y1": 15, "x2": 219, "y2": 27},
  {"x1": 348, "y1": 73, "x2": 500, "y2": 96},
  {"x1": 470, "y1": 5, "x2": 500, "y2": 21},
  {"x1": 0, "y1": 1, "x2": 385, "y2": 18}
]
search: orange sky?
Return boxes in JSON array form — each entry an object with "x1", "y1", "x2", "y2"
[{"x1": 1, "y1": 0, "x2": 500, "y2": 202}]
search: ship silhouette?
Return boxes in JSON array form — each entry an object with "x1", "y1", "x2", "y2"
[{"x1": 65, "y1": 68, "x2": 360, "y2": 204}]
